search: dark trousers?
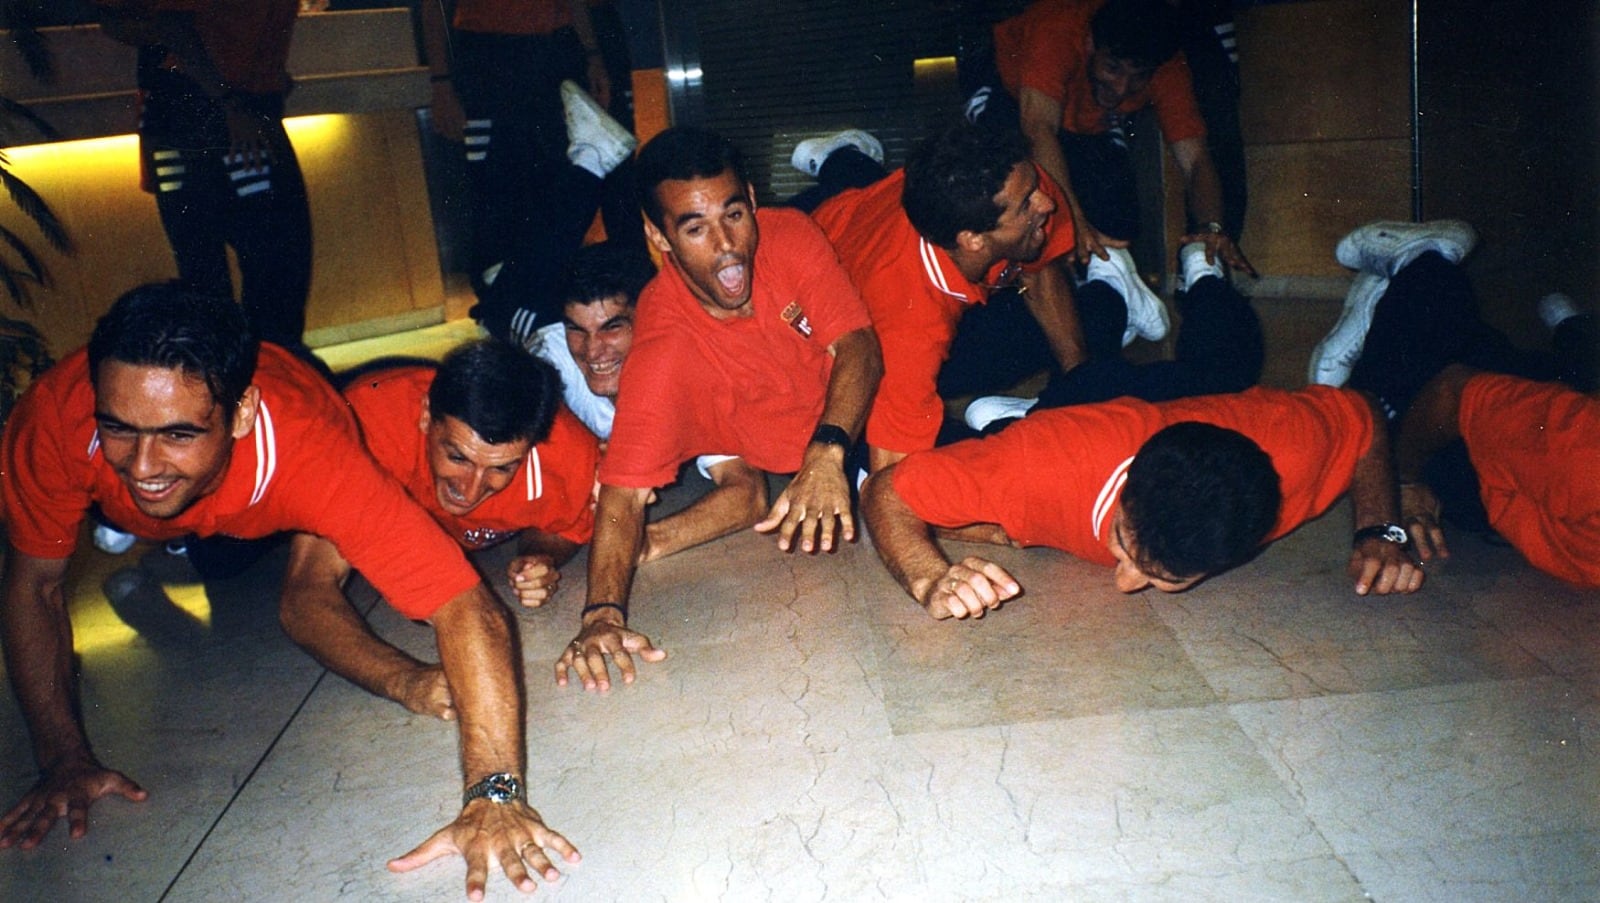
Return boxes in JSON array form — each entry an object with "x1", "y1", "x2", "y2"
[
  {"x1": 140, "y1": 71, "x2": 312, "y2": 351},
  {"x1": 1035, "y1": 273, "x2": 1263, "y2": 408}
]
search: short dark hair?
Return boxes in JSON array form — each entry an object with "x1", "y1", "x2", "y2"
[
  {"x1": 1120, "y1": 422, "x2": 1281, "y2": 582},
  {"x1": 1091, "y1": 0, "x2": 1182, "y2": 71},
  {"x1": 634, "y1": 127, "x2": 748, "y2": 229},
  {"x1": 428, "y1": 339, "x2": 561, "y2": 445},
  {"x1": 87, "y1": 282, "x2": 259, "y2": 413},
  {"x1": 559, "y1": 240, "x2": 657, "y2": 311},
  {"x1": 902, "y1": 124, "x2": 1030, "y2": 249}
]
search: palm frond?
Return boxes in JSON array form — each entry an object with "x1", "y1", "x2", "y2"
[
  {"x1": 0, "y1": 163, "x2": 71, "y2": 252},
  {"x1": 3, "y1": 11, "x2": 56, "y2": 82},
  {"x1": 0, "y1": 96, "x2": 61, "y2": 143},
  {"x1": 0, "y1": 221, "x2": 47, "y2": 282}
]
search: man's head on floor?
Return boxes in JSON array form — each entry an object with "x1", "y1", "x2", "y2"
[
  {"x1": 1088, "y1": 0, "x2": 1182, "y2": 110},
  {"x1": 903, "y1": 124, "x2": 1055, "y2": 270},
  {"x1": 88, "y1": 283, "x2": 261, "y2": 519},
  {"x1": 559, "y1": 240, "x2": 656, "y2": 399},
  {"x1": 1109, "y1": 422, "x2": 1282, "y2": 592},
  {"x1": 637, "y1": 127, "x2": 759, "y2": 318},
  {"x1": 421, "y1": 339, "x2": 561, "y2": 516}
]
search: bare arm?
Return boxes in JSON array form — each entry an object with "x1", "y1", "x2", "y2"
[
  {"x1": 0, "y1": 548, "x2": 147, "y2": 848},
  {"x1": 279, "y1": 534, "x2": 453, "y2": 720},
  {"x1": 1170, "y1": 137, "x2": 1256, "y2": 276},
  {"x1": 756, "y1": 325, "x2": 884, "y2": 552},
  {"x1": 1392, "y1": 365, "x2": 1477, "y2": 561},
  {"x1": 505, "y1": 530, "x2": 582, "y2": 608},
  {"x1": 1019, "y1": 257, "x2": 1087, "y2": 374},
  {"x1": 861, "y1": 468, "x2": 1019, "y2": 620},
  {"x1": 1019, "y1": 86, "x2": 1117, "y2": 263},
  {"x1": 642, "y1": 457, "x2": 768, "y2": 562},
  {"x1": 1347, "y1": 393, "x2": 1426, "y2": 595},
  {"x1": 566, "y1": 0, "x2": 610, "y2": 108},
  {"x1": 557, "y1": 483, "x2": 665, "y2": 691},
  {"x1": 388, "y1": 584, "x2": 580, "y2": 897}
]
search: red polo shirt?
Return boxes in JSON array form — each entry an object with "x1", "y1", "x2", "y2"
[
  {"x1": 812, "y1": 166, "x2": 1077, "y2": 455},
  {"x1": 343, "y1": 365, "x2": 598, "y2": 550},
  {"x1": 0, "y1": 346, "x2": 480, "y2": 620},
  {"x1": 600, "y1": 207, "x2": 873, "y2": 488}
]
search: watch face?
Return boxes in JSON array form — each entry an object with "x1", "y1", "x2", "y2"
[
  {"x1": 485, "y1": 775, "x2": 521, "y2": 803},
  {"x1": 1381, "y1": 524, "x2": 1408, "y2": 544}
]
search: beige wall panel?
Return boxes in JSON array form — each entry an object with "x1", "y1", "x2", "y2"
[
  {"x1": 1242, "y1": 139, "x2": 1412, "y2": 277},
  {"x1": 1238, "y1": 0, "x2": 1411, "y2": 144}
]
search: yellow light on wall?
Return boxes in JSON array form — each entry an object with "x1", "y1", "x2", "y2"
[
  {"x1": 2, "y1": 113, "x2": 357, "y2": 165},
  {"x1": 914, "y1": 56, "x2": 958, "y2": 76}
]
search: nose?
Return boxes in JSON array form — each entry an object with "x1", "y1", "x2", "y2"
[
  {"x1": 1035, "y1": 190, "x2": 1056, "y2": 216},
  {"x1": 130, "y1": 435, "x2": 162, "y2": 479},
  {"x1": 712, "y1": 222, "x2": 735, "y2": 252},
  {"x1": 1114, "y1": 560, "x2": 1150, "y2": 594}
]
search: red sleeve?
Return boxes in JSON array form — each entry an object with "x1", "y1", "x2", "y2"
[
  {"x1": 866, "y1": 301, "x2": 953, "y2": 456},
  {"x1": 1149, "y1": 55, "x2": 1207, "y2": 144},
  {"x1": 0, "y1": 362, "x2": 94, "y2": 559},
  {"x1": 891, "y1": 433, "x2": 1025, "y2": 532},
  {"x1": 596, "y1": 321, "x2": 694, "y2": 489},
  {"x1": 1011, "y1": 5, "x2": 1084, "y2": 107}
]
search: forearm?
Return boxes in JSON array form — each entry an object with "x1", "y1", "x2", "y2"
[
  {"x1": 1, "y1": 556, "x2": 90, "y2": 770},
  {"x1": 1395, "y1": 365, "x2": 1473, "y2": 483},
  {"x1": 1019, "y1": 89, "x2": 1077, "y2": 218},
  {"x1": 1349, "y1": 394, "x2": 1403, "y2": 530},
  {"x1": 1174, "y1": 138, "x2": 1226, "y2": 230},
  {"x1": 644, "y1": 464, "x2": 766, "y2": 561},
  {"x1": 587, "y1": 485, "x2": 650, "y2": 612},
  {"x1": 861, "y1": 470, "x2": 951, "y2": 605},
  {"x1": 1020, "y1": 259, "x2": 1087, "y2": 372},
  {"x1": 431, "y1": 586, "x2": 525, "y2": 782},
  {"x1": 819, "y1": 327, "x2": 883, "y2": 440}
]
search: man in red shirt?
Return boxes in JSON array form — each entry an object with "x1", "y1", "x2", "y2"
[
  {"x1": 863, "y1": 386, "x2": 1423, "y2": 619},
  {"x1": 557, "y1": 127, "x2": 882, "y2": 691},
  {"x1": 812, "y1": 125, "x2": 1093, "y2": 470},
  {"x1": 978, "y1": 0, "x2": 1251, "y2": 274},
  {"x1": 279, "y1": 339, "x2": 600, "y2": 721},
  {"x1": 0, "y1": 287, "x2": 578, "y2": 896}
]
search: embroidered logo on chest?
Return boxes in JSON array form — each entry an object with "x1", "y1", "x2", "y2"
[{"x1": 781, "y1": 301, "x2": 813, "y2": 339}]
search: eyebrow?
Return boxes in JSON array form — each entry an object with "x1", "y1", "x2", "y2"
[
  {"x1": 94, "y1": 412, "x2": 211, "y2": 434},
  {"x1": 672, "y1": 192, "x2": 749, "y2": 229}
]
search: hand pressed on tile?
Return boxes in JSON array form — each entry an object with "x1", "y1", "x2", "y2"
[
  {"x1": 387, "y1": 798, "x2": 580, "y2": 900},
  {"x1": 391, "y1": 663, "x2": 455, "y2": 721},
  {"x1": 922, "y1": 556, "x2": 1021, "y2": 620},
  {"x1": 0, "y1": 757, "x2": 147, "y2": 849},
  {"x1": 754, "y1": 444, "x2": 853, "y2": 553},
  {"x1": 554, "y1": 618, "x2": 666, "y2": 691},
  {"x1": 1348, "y1": 538, "x2": 1426, "y2": 596}
]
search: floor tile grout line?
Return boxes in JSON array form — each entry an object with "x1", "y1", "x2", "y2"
[{"x1": 159, "y1": 665, "x2": 335, "y2": 901}]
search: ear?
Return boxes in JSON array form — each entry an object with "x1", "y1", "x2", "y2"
[
  {"x1": 418, "y1": 395, "x2": 432, "y2": 434},
  {"x1": 744, "y1": 181, "x2": 759, "y2": 211},
  {"x1": 955, "y1": 227, "x2": 989, "y2": 257},
  {"x1": 643, "y1": 216, "x2": 673, "y2": 256},
  {"x1": 230, "y1": 385, "x2": 262, "y2": 440}
]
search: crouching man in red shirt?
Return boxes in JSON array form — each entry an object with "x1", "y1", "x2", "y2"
[{"x1": 0, "y1": 286, "x2": 577, "y2": 897}]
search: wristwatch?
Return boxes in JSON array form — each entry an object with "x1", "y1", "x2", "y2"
[
  {"x1": 1202, "y1": 221, "x2": 1225, "y2": 235},
  {"x1": 463, "y1": 772, "x2": 524, "y2": 806},
  {"x1": 1352, "y1": 522, "x2": 1409, "y2": 548}
]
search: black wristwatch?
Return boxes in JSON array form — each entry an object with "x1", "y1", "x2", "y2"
[
  {"x1": 1352, "y1": 522, "x2": 1409, "y2": 548},
  {"x1": 810, "y1": 423, "x2": 851, "y2": 449},
  {"x1": 463, "y1": 772, "x2": 524, "y2": 806}
]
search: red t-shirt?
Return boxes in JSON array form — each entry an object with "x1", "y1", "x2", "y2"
[
  {"x1": 892, "y1": 386, "x2": 1373, "y2": 566},
  {"x1": 600, "y1": 207, "x2": 874, "y2": 488},
  {"x1": 1459, "y1": 373, "x2": 1600, "y2": 588},
  {"x1": 0, "y1": 346, "x2": 480, "y2": 620},
  {"x1": 343, "y1": 365, "x2": 598, "y2": 550},
  {"x1": 812, "y1": 167, "x2": 1077, "y2": 455},
  {"x1": 98, "y1": 0, "x2": 299, "y2": 95},
  {"x1": 453, "y1": 0, "x2": 573, "y2": 36},
  {"x1": 994, "y1": 0, "x2": 1206, "y2": 143}
]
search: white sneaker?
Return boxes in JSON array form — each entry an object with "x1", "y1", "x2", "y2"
[
  {"x1": 562, "y1": 80, "x2": 637, "y2": 179},
  {"x1": 93, "y1": 523, "x2": 138, "y2": 555},
  {"x1": 1307, "y1": 272, "x2": 1389, "y2": 386},
  {"x1": 1538, "y1": 292, "x2": 1581, "y2": 330},
  {"x1": 1087, "y1": 247, "x2": 1169, "y2": 346},
  {"x1": 1178, "y1": 241, "x2": 1223, "y2": 292},
  {"x1": 790, "y1": 129, "x2": 884, "y2": 177},
  {"x1": 1335, "y1": 219, "x2": 1477, "y2": 277},
  {"x1": 963, "y1": 394, "x2": 1038, "y2": 431}
]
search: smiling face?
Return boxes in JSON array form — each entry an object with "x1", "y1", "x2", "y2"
[
  {"x1": 93, "y1": 361, "x2": 257, "y2": 519},
  {"x1": 981, "y1": 162, "x2": 1056, "y2": 265},
  {"x1": 563, "y1": 294, "x2": 635, "y2": 399},
  {"x1": 420, "y1": 409, "x2": 532, "y2": 517},
  {"x1": 1106, "y1": 505, "x2": 1201, "y2": 594},
  {"x1": 643, "y1": 170, "x2": 760, "y2": 319}
]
